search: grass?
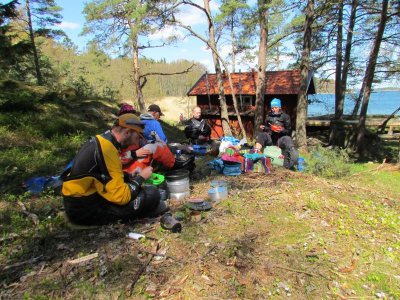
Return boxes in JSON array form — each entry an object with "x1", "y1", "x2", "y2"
[{"x1": 1, "y1": 82, "x2": 400, "y2": 299}]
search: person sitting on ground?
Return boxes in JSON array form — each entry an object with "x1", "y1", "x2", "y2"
[
  {"x1": 255, "y1": 98, "x2": 298, "y2": 169},
  {"x1": 184, "y1": 106, "x2": 212, "y2": 145},
  {"x1": 61, "y1": 113, "x2": 168, "y2": 226},
  {"x1": 118, "y1": 104, "x2": 175, "y2": 174},
  {"x1": 140, "y1": 104, "x2": 168, "y2": 143},
  {"x1": 119, "y1": 102, "x2": 136, "y2": 115}
]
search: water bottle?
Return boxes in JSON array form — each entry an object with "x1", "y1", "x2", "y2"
[{"x1": 297, "y1": 157, "x2": 305, "y2": 172}]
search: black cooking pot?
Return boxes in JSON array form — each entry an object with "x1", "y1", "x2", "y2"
[{"x1": 165, "y1": 169, "x2": 190, "y2": 181}]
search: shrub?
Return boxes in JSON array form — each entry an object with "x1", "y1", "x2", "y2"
[{"x1": 306, "y1": 145, "x2": 351, "y2": 178}]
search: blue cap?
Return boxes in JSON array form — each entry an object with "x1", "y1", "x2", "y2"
[{"x1": 271, "y1": 98, "x2": 281, "y2": 108}]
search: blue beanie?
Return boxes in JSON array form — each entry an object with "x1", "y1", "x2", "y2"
[{"x1": 271, "y1": 98, "x2": 281, "y2": 108}]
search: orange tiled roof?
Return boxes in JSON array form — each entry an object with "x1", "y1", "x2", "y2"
[{"x1": 187, "y1": 69, "x2": 308, "y2": 96}]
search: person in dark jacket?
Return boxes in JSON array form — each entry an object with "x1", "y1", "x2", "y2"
[
  {"x1": 184, "y1": 106, "x2": 212, "y2": 145},
  {"x1": 255, "y1": 98, "x2": 298, "y2": 169},
  {"x1": 62, "y1": 113, "x2": 168, "y2": 226}
]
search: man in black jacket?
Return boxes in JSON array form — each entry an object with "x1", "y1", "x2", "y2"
[
  {"x1": 255, "y1": 98, "x2": 298, "y2": 169},
  {"x1": 184, "y1": 106, "x2": 212, "y2": 145}
]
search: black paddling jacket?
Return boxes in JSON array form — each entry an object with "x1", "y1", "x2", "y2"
[
  {"x1": 184, "y1": 117, "x2": 211, "y2": 140},
  {"x1": 61, "y1": 131, "x2": 144, "y2": 205},
  {"x1": 264, "y1": 111, "x2": 291, "y2": 137}
]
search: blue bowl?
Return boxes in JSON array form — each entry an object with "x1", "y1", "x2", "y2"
[
  {"x1": 210, "y1": 180, "x2": 228, "y2": 188},
  {"x1": 192, "y1": 145, "x2": 207, "y2": 154},
  {"x1": 208, "y1": 186, "x2": 228, "y2": 201}
]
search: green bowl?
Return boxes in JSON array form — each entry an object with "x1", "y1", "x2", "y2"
[{"x1": 145, "y1": 173, "x2": 165, "y2": 186}]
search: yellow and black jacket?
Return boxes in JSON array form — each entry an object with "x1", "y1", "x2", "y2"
[{"x1": 61, "y1": 131, "x2": 144, "y2": 205}]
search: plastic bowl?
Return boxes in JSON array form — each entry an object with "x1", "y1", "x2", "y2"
[
  {"x1": 208, "y1": 187, "x2": 228, "y2": 202},
  {"x1": 145, "y1": 173, "x2": 165, "y2": 186},
  {"x1": 192, "y1": 145, "x2": 208, "y2": 155},
  {"x1": 210, "y1": 180, "x2": 228, "y2": 188}
]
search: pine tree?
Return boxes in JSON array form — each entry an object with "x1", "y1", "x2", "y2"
[{"x1": 24, "y1": 0, "x2": 63, "y2": 85}]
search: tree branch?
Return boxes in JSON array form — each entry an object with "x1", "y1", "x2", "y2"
[{"x1": 140, "y1": 63, "x2": 196, "y2": 78}]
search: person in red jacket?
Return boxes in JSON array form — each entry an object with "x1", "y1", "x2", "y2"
[{"x1": 118, "y1": 103, "x2": 176, "y2": 175}]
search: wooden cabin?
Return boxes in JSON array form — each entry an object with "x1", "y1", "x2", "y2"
[{"x1": 187, "y1": 69, "x2": 316, "y2": 139}]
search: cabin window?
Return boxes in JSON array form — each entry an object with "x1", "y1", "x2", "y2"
[{"x1": 241, "y1": 96, "x2": 252, "y2": 106}]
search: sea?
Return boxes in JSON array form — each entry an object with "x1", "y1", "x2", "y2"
[{"x1": 307, "y1": 91, "x2": 400, "y2": 117}]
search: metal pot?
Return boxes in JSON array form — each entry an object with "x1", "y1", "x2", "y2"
[{"x1": 166, "y1": 178, "x2": 190, "y2": 193}]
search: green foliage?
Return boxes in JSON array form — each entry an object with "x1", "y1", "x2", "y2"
[
  {"x1": 305, "y1": 145, "x2": 351, "y2": 178},
  {"x1": 40, "y1": 39, "x2": 206, "y2": 101},
  {"x1": 0, "y1": 82, "x2": 117, "y2": 193},
  {"x1": 0, "y1": 1, "x2": 34, "y2": 79}
]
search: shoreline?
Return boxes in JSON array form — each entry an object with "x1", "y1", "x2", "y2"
[{"x1": 308, "y1": 114, "x2": 400, "y2": 120}]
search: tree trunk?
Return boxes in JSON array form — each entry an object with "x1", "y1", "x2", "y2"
[
  {"x1": 204, "y1": 0, "x2": 232, "y2": 136},
  {"x1": 356, "y1": 0, "x2": 389, "y2": 155},
  {"x1": 351, "y1": 77, "x2": 365, "y2": 117},
  {"x1": 334, "y1": 0, "x2": 343, "y2": 120},
  {"x1": 25, "y1": 0, "x2": 43, "y2": 85},
  {"x1": 330, "y1": 0, "x2": 358, "y2": 145},
  {"x1": 377, "y1": 105, "x2": 400, "y2": 134},
  {"x1": 222, "y1": 67, "x2": 247, "y2": 140},
  {"x1": 296, "y1": 0, "x2": 314, "y2": 151},
  {"x1": 254, "y1": 0, "x2": 268, "y2": 136},
  {"x1": 130, "y1": 28, "x2": 145, "y2": 112},
  {"x1": 340, "y1": 0, "x2": 357, "y2": 112},
  {"x1": 230, "y1": 16, "x2": 235, "y2": 73}
]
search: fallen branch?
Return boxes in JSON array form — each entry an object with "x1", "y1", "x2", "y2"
[
  {"x1": 17, "y1": 201, "x2": 39, "y2": 225},
  {"x1": 3, "y1": 255, "x2": 43, "y2": 271},
  {"x1": 274, "y1": 264, "x2": 329, "y2": 280},
  {"x1": 67, "y1": 253, "x2": 98, "y2": 265},
  {"x1": 139, "y1": 250, "x2": 176, "y2": 260},
  {"x1": 128, "y1": 242, "x2": 160, "y2": 296},
  {"x1": 200, "y1": 245, "x2": 217, "y2": 261}
]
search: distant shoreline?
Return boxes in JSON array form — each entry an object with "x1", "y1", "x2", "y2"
[
  {"x1": 316, "y1": 90, "x2": 400, "y2": 95},
  {"x1": 374, "y1": 89, "x2": 400, "y2": 92}
]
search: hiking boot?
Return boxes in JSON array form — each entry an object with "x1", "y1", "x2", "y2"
[{"x1": 283, "y1": 146, "x2": 298, "y2": 169}]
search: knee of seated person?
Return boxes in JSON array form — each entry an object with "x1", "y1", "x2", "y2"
[
  {"x1": 143, "y1": 184, "x2": 161, "y2": 207},
  {"x1": 143, "y1": 184, "x2": 160, "y2": 197},
  {"x1": 279, "y1": 136, "x2": 294, "y2": 147}
]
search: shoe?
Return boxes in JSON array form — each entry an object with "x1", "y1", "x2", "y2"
[
  {"x1": 147, "y1": 201, "x2": 170, "y2": 218},
  {"x1": 283, "y1": 147, "x2": 299, "y2": 169},
  {"x1": 160, "y1": 213, "x2": 182, "y2": 233}
]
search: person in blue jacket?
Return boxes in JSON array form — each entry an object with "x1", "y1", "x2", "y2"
[{"x1": 140, "y1": 104, "x2": 168, "y2": 143}]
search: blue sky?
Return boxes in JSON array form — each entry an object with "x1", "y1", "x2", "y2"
[{"x1": 54, "y1": 0, "x2": 235, "y2": 71}]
